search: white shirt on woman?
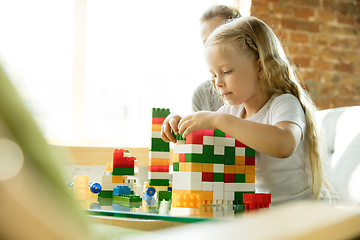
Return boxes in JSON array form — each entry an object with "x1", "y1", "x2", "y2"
[{"x1": 217, "y1": 93, "x2": 314, "y2": 204}]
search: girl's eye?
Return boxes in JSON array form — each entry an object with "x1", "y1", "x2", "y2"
[{"x1": 224, "y1": 70, "x2": 232, "y2": 74}]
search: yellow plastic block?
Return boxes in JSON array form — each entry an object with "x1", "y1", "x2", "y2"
[
  {"x1": 112, "y1": 175, "x2": 124, "y2": 183},
  {"x1": 202, "y1": 163, "x2": 213, "y2": 173},
  {"x1": 245, "y1": 173, "x2": 255, "y2": 183},
  {"x1": 235, "y1": 165, "x2": 245, "y2": 174},
  {"x1": 245, "y1": 165, "x2": 255, "y2": 174},
  {"x1": 184, "y1": 190, "x2": 213, "y2": 201},
  {"x1": 235, "y1": 156, "x2": 245, "y2": 165},
  {"x1": 151, "y1": 124, "x2": 162, "y2": 131},
  {"x1": 173, "y1": 153, "x2": 179, "y2": 163},
  {"x1": 184, "y1": 162, "x2": 202, "y2": 172},
  {"x1": 149, "y1": 158, "x2": 170, "y2": 166},
  {"x1": 179, "y1": 162, "x2": 185, "y2": 171},
  {"x1": 106, "y1": 163, "x2": 113, "y2": 171},
  {"x1": 224, "y1": 165, "x2": 235, "y2": 174}
]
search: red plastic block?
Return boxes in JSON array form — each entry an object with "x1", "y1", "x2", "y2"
[
  {"x1": 202, "y1": 172, "x2": 213, "y2": 182},
  {"x1": 245, "y1": 156, "x2": 255, "y2": 165},
  {"x1": 152, "y1": 117, "x2": 166, "y2": 124},
  {"x1": 149, "y1": 165, "x2": 169, "y2": 172},
  {"x1": 224, "y1": 173, "x2": 235, "y2": 183},
  {"x1": 243, "y1": 193, "x2": 271, "y2": 209},
  {"x1": 235, "y1": 140, "x2": 249, "y2": 148},
  {"x1": 186, "y1": 130, "x2": 204, "y2": 144},
  {"x1": 179, "y1": 153, "x2": 185, "y2": 163},
  {"x1": 203, "y1": 130, "x2": 214, "y2": 136}
]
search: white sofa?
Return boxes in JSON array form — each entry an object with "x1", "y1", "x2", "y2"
[{"x1": 317, "y1": 106, "x2": 360, "y2": 203}]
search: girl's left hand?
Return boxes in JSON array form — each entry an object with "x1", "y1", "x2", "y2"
[{"x1": 178, "y1": 111, "x2": 219, "y2": 138}]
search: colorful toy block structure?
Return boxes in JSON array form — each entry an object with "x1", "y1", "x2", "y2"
[
  {"x1": 143, "y1": 108, "x2": 173, "y2": 200},
  {"x1": 172, "y1": 129, "x2": 257, "y2": 207},
  {"x1": 98, "y1": 149, "x2": 138, "y2": 199}
]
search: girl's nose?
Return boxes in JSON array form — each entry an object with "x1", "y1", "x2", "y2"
[{"x1": 215, "y1": 76, "x2": 225, "y2": 88}]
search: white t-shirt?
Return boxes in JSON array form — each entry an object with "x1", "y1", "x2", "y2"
[{"x1": 218, "y1": 93, "x2": 314, "y2": 204}]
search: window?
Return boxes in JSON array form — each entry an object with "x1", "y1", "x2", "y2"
[{"x1": 0, "y1": 0, "x2": 250, "y2": 147}]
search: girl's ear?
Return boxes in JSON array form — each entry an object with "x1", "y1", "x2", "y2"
[{"x1": 257, "y1": 59, "x2": 261, "y2": 73}]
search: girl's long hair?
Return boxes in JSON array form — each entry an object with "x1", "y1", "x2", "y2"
[{"x1": 205, "y1": 16, "x2": 334, "y2": 199}]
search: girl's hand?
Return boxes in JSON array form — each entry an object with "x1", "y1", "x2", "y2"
[
  {"x1": 161, "y1": 114, "x2": 182, "y2": 143},
  {"x1": 178, "y1": 111, "x2": 219, "y2": 138}
]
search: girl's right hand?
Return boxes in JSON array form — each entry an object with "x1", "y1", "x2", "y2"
[{"x1": 161, "y1": 114, "x2": 182, "y2": 143}]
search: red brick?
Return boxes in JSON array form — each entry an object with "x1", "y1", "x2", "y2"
[
  {"x1": 251, "y1": 1, "x2": 270, "y2": 15},
  {"x1": 330, "y1": 37, "x2": 351, "y2": 48},
  {"x1": 312, "y1": 34, "x2": 330, "y2": 45},
  {"x1": 297, "y1": 0, "x2": 320, "y2": 8},
  {"x1": 282, "y1": 19, "x2": 319, "y2": 32},
  {"x1": 295, "y1": 8, "x2": 314, "y2": 19},
  {"x1": 291, "y1": 32, "x2": 309, "y2": 43},
  {"x1": 321, "y1": 48, "x2": 345, "y2": 60},
  {"x1": 355, "y1": 64, "x2": 360, "y2": 75},
  {"x1": 335, "y1": 63, "x2": 353, "y2": 73},
  {"x1": 323, "y1": 0, "x2": 338, "y2": 11},
  {"x1": 317, "y1": 10, "x2": 336, "y2": 22},
  {"x1": 338, "y1": 14, "x2": 355, "y2": 25},
  {"x1": 272, "y1": 4, "x2": 293, "y2": 16},
  {"x1": 314, "y1": 60, "x2": 333, "y2": 71},
  {"x1": 340, "y1": 76, "x2": 356, "y2": 85},
  {"x1": 293, "y1": 57, "x2": 311, "y2": 68},
  {"x1": 287, "y1": 44, "x2": 321, "y2": 56}
]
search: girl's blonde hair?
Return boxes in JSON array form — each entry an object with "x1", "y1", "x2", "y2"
[
  {"x1": 200, "y1": 5, "x2": 241, "y2": 23},
  {"x1": 205, "y1": 16, "x2": 333, "y2": 199}
]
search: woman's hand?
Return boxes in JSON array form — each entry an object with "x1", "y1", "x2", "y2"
[
  {"x1": 161, "y1": 114, "x2": 182, "y2": 143},
  {"x1": 178, "y1": 111, "x2": 220, "y2": 138}
]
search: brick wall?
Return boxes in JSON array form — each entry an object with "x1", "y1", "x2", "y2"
[{"x1": 250, "y1": 0, "x2": 360, "y2": 109}]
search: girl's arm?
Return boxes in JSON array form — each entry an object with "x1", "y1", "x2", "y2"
[{"x1": 178, "y1": 111, "x2": 302, "y2": 158}]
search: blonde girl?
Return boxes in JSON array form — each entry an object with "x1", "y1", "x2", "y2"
[{"x1": 162, "y1": 16, "x2": 333, "y2": 203}]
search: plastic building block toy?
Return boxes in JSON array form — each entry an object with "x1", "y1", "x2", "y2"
[{"x1": 243, "y1": 193, "x2": 271, "y2": 209}]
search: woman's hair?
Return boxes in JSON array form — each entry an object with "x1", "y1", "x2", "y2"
[
  {"x1": 200, "y1": 5, "x2": 241, "y2": 23},
  {"x1": 205, "y1": 16, "x2": 334, "y2": 200}
]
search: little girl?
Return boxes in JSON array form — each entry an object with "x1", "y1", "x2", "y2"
[{"x1": 162, "y1": 16, "x2": 333, "y2": 204}]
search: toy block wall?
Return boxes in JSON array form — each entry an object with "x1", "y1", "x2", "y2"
[
  {"x1": 172, "y1": 129, "x2": 256, "y2": 207},
  {"x1": 149, "y1": 108, "x2": 171, "y2": 187}
]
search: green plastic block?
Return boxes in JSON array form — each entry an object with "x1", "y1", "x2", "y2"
[
  {"x1": 245, "y1": 148, "x2": 256, "y2": 157},
  {"x1": 113, "y1": 195, "x2": 142, "y2": 203},
  {"x1": 185, "y1": 153, "x2": 206, "y2": 163},
  {"x1": 174, "y1": 133, "x2": 186, "y2": 141},
  {"x1": 152, "y1": 108, "x2": 170, "y2": 118},
  {"x1": 213, "y1": 173, "x2": 224, "y2": 182},
  {"x1": 234, "y1": 174, "x2": 245, "y2": 183},
  {"x1": 173, "y1": 162, "x2": 179, "y2": 171},
  {"x1": 214, "y1": 129, "x2": 225, "y2": 137},
  {"x1": 151, "y1": 138, "x2": 170, "y2": 152},
  {"x1": 149, "y1": 179, "x2": 169, "y2": 186},
  {"x1": 98, "y1": 190, "x2": 113, "y2": 198},
  {"x1": 212, "y1": 154, "x2": 225, "y2": 164},
  {"x1": 224, "y1": 146, "x2": 235, "y2": 165},
  {"x1": 113, "y1": 167, "x2": 134, "y2": 176},
  {"x1": 233, "y1": 191, "x2": 255, "y2": 205},
  {"x1": 157, "y1": 190, "x2": 172, "y2": 201}
]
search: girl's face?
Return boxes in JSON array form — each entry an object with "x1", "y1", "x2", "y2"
[{"x1": 204, "y1": 44, "x2": 262, "y2": 106}]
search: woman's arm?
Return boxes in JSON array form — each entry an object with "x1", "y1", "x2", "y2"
[{"x1": 178, "y1": 112, "x2": 302, "y2": 158}]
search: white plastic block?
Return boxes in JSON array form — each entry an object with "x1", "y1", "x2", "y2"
[
  {"x1": 172, "y1": 180, "x2": 202, "y2": 191},
  {"x1": 149, "y1": 151, "x2": 170, "y2": 159},
  {"x1": 203, "y1": 136, "x2": 215, "y2": 145},
  {"x1": 151, "y1": 131, "x2": 161, "y2": 138},
  {"x1": 224, "y1": 191, "x2": 235, "y2": 201},
  {"x1": 213, "y1": 182, "x2": 224, "y2": 191},
  {"x1": 235, "y1": 147, "x2": 246, "y2": 156},
  {"x1": 224, "y1": 183, "x2": 255, "y2": 192},
  {"x1": 102, "y1": 174, "x2": 112, "y2": 184},
  {"x1": 214, "y1": 146, "x2": 225, "y2": 155},
  {"x1": 224, "y1": 209, "x2": 235, "y2": 218},
  {"x1": 201, "y1": 182, "x2": 213, "y2": 191},
  {"x1": 213, "y1": 211, "x2": 224, "y2": 218},
  {"x1": 215, "y1": 137, "x2": 235, "y2": 147},
  {"x1": 148, "y1": 172, "x2": 169, "y2": 180},
  {"x1": 213, "y1": 164, "x2": 224, "y2": 173},
  {"x1": 172, "y1": 172, "x2": 202, "y2": 182},
  {"x1": 173, "y1": 144, "x2": 203, "y2": 154},
  {"x1": 213, "y1": 190, "x2": 224, "y2": 200}
]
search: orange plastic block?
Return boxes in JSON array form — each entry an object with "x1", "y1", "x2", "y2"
[
  {"x1": 112, "y1": 175, "x2": 124, "y2": 183},
  {"x1": 151, "y1": 124, "x2": 162, "y2": 131},
  {"x1": 224, "y1": 165, "x2": 235, "y2": 174},
  {"x1": 235, "y1": 165, "x2": 245, "y2": 174},
  {"x1": 235, "y1": 156, "x2": 245, "y2": 165},
  {"x1": 172, "y1": 193, "x2": 202, "y2": 208},
  {"x1": 106, "y1": 163, "x2": 113, "y2": 171},
  {"x1": 245, "y1": 173, "x2": 255, "y2": 183},
  {"x1": 245, "y1": 165, "x2": 255, "y2": 174},
  {"x1": 184, "y1": 162, "x2": 202, "y2": 172},
  {"x1": 149, "y1": 158, "x2": 170, "y2": 166},
  {"x1": 202, "y1": 163, "x2": 213, "y2": 173}
]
